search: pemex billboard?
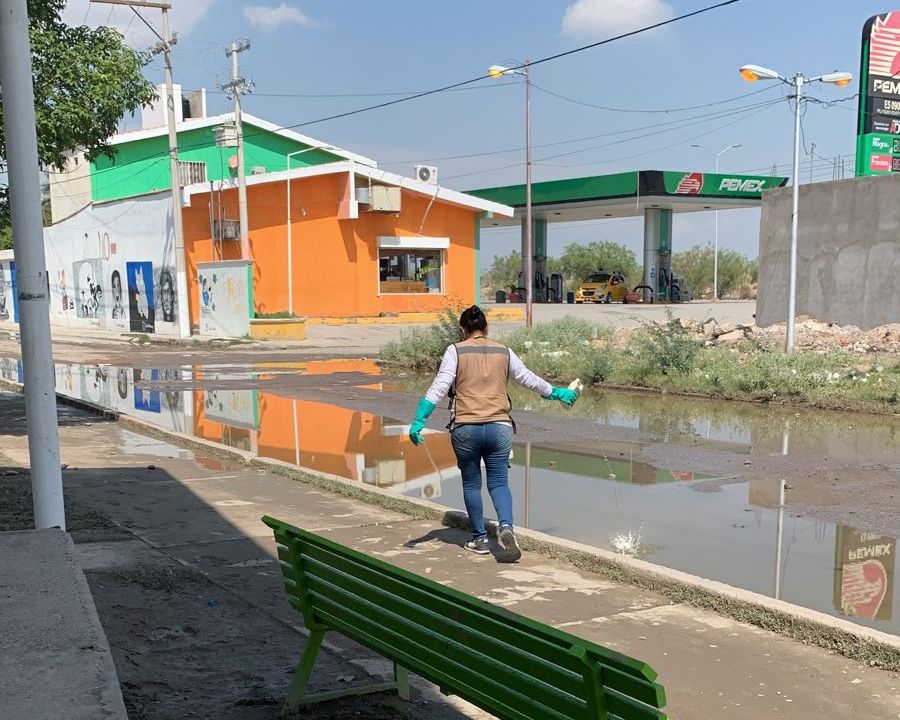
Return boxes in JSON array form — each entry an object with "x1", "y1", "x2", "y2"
[{"x1": 856, "y1": 11, "x2": 900, "y2": 176}]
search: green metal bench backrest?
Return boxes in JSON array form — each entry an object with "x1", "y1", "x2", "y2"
[{"x1": 263, "y1": 516, "x2": 667, "y2": 720}]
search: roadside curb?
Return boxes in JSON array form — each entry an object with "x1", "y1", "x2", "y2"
[{"x1": 3, "y1": 377, "x2": 899, "y2": 671}]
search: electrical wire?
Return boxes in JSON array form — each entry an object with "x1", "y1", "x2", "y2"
[
  {"x1": 440, "y1": 98, "x2": 784, "y2": 181},
  {"x1": 382, "y1": 97, "x2": 785, "y2": 166},
  {"x1": 529, "y1": 81, "x2": 781, "y2": 114},
  {"x1": 205, "y1": 81, "x2": 520, "y2": 99},
  {"x1": 129, "y1": 6, "x2": 165, "y2": 45},
  {"x1": 269, "y1": 0, "x2": 746, "y2": 132},
  {"x1": 50, "y1": 0, "x2": 748, "y2": 188}
]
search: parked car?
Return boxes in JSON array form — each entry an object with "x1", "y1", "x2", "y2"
[{"x1": 574, "y1": 271, "x2": 628, "y2": 304}]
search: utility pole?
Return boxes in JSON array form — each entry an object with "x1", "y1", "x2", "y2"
[
  {"x1": 0, "y1": 0, "x2": 65, "y2": 529},
  {"x1": 222, "y1": 40, "x2": 253, "y2": 261},
  {"x1": 93, "y1": 0, "x2": 191, "y2": 338}
]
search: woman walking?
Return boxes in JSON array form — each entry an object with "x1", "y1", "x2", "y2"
[{"x1": 409, "y1": 305, "x2": 578, "y2": 562}]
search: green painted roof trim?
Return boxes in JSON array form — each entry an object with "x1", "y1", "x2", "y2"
[
  {"x1": 469, "y1": 170, "x2": 788, "y2": 208},
  {"x1": 470, "y1": 172, "x2": 638, "y2": 208}
]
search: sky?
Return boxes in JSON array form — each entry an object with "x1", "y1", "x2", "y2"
[{"x1": 64, "y1": 0, "x2": 887, "y2": 268}]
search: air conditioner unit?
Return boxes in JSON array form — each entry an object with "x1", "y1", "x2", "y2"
[
  {"x1": 421, "y1": 481, "x2": 441, "y2": 499},
  {"x1": 414, "y1": 164, "x2": 438, "y2": 184},
  {"x1": 214, "y1": 219, "x2": 241, "y2": 241}
]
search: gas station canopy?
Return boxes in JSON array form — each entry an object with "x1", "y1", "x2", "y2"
[
  {"x1": 467, "y1": 170, "x2": 788, "y2": 303},
  {"x1": 469, "y1": 170, "x2": 788, "y2": 226}
]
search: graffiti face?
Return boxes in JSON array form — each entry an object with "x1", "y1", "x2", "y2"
[
  {"x1": 159, "y1": 269, "x2": 175, "y2": 323},
  {"x1": 111, "y1": 270, "x2": 126, "y2": 320}
]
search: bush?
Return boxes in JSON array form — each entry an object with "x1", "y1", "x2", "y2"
[
  {"x1": 380, "y1": 306, "x2": 462, "y2": 371},
  {"x1": 503, "y1": 316, "x2": 600, "y2": 354},
  {"x1": 630, "y1": 314, "x2": 700, "y2": 378}
]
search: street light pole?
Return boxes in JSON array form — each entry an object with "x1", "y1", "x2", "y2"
[
  {"x1": 691, "y1": 143, "x2": 740, "y2": 301},
  {"x1": 786, "y1": 73, "x2": 804, "y2": 353},
  {"x1": 488, "y1": 62, "x2": 533, "y2": 327},
  {"x1": 739, "y1": 65, "x2": 852, "y2": 353},
  {"x1": 524, "y1": 61, "x2": 533, "y2": 328},
  {"x1": 0, "y1": 0, "x2": 65, "y2": 529}
]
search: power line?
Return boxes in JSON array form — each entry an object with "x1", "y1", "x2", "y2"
[
  {"x1": 529, "y1": 81, "x2": 781, "y2": 114},
  {"x1": 53, "y1": 0, "x2": 748, "y2": 186},
  {"x1": 382, "y1": 97, "x2": 783, "y2": 166},
  {"x1": 278, "y1": 0, "x2": 746, "y2": 131},
  {"x1": 206, "y1": 81, "x2": 520, "y2": 99},
  {"x1": 443, "y1": 99, "x2": 781, "y2": 182},
  {"x1": 128, "y1": 6, "x2": 164, "y2": 45}
]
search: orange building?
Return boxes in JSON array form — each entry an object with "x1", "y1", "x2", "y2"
[{"x1": 181, "y1": 163, "x2": 513, "y2": 323}]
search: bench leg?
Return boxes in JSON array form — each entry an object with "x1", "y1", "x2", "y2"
[
  {"x1": 283, "y1": 630, "x2": 412, "y2": 714},
  {"x1": 395, "y1": 663, "x2": 410, "y2": 702},
  {"x1": 285, "y1": 628, "x2": 326, "y2": 710}
]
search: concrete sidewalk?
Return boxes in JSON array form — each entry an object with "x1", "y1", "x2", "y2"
[
  {"x1": 0, "y1": 529, "x2": 128, "y2": 720},
  {"x1": 1, "y1": 392, "x2": 898, "y2": 719}
]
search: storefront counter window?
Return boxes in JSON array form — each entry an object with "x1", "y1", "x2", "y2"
[{"x1": 378, "y1": 249, "x2": 443, "y2": 294}]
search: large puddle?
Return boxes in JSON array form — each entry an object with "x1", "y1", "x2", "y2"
[{"x1": 2, "y1": 356, "x2": 897, "y2": 636}]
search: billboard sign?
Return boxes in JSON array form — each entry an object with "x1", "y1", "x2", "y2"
[
  {"x1": 856, "y1": 12, "x2": 900, "y2": 175},
  {"x1": 833, "y1": 527, "x2": 895, "y2": 620}
]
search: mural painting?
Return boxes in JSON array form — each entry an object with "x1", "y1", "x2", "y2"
[
  {"x1": 198, "y1": 261, "x2": 252, "y2": 337},
  {"x1": 133, "y1": 368, "x2": 161, "y2": 413},
  {"x1": 127, "y1": 261, "x2": 155, "y2": 333},
  {"x1": 0, "y1": 263, "x2": 9, "y2": 322},
  {"x1": 110, "y1": 269, "x2": 127, "y2": 326},
  {"x1": 73, "y1": 259, "x2": 104, "y2": 319},
  {"x1": 157, "y1": 268, "x2": 177, "y2": 324}
]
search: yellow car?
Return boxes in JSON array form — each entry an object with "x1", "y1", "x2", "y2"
[{"x1": 574, "y1": 272, "x2": 628, "y2": 304}]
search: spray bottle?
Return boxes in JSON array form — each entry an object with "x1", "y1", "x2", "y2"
[{"x1": 567, "y1": 378, "x2": 584, "y2": 408}]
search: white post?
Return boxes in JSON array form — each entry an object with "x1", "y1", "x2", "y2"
[
  {"x1": 286, "y1": 158, "x2": 293, "y2": 316},
  {"x1": 0, "y1": 0, "x2": 65, "y2": 529},
  {"x1": 524, "y1": 62, "x2": 533, "y2": 328},
  {"x1": 713, "y1": 153, "x2": 719, "y2": 301},
  {"x1": 161, "y1": 7, "x2": 191, "y2": 338},
  {"x1": 786, "y1": 74, "x2": 804, "y2": 353}
]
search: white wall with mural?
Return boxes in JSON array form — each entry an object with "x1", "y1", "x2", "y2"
[
  {"x1": 0, "y1": 193, "x2": 184, "y2": 336},
  {"x1": 197, "y1": 260, "x2": 253, "y2": 338}
]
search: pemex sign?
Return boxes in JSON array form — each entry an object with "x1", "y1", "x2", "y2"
[
  {"x1": 662, "y1": 172, "x2": 783, "y2": 197},
  {"x1": 856, "y1": 12, "x2": 900, "y2": 176}
]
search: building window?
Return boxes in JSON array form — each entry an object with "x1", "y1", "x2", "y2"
[{"x1": 378, "y1": 249, "x2": 443, "y2": 294}]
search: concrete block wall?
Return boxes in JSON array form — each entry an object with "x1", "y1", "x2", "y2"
[{"x1": 757, "y1": 174, "x2": 900, "y2": 330}]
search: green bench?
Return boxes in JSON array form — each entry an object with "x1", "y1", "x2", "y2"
[{"x1": 263, "y1": 515, "x2": 668, "y2": 720}]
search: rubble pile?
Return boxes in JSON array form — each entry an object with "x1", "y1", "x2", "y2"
[{"x1": 673, "y1": 316, "x2": 900, "y2": 354}]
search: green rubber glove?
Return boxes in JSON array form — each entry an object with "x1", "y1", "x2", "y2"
[
  {"x1": 409, "y1": 398, "x2": 436, "y2": 445},
  {"x1": 549, "y1": 387, "x2": 578, "y2": 407}
]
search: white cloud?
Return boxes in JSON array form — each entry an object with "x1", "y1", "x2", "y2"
[
  {"x1": 561, "y1": 0, "x2": 674, "y2": 38},
  {"x1": 243, "y1": 3, "x2": 314, "y2": 31},
  {"x1": 62, "y1": 0, "x2": 219, "y2": 47}
]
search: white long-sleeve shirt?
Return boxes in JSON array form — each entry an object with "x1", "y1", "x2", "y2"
[{"x1": 424, "y1": 344, "x2": 553, "y2": 406}]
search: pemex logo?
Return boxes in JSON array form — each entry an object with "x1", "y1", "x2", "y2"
[
  {"x1": 869, "y1": 12, "x2": 900, "y2": 77},
  {"x1": 841, "y1": 560, "x2": 889, "y2": 619},
  {"x1": 675, "y1": 172, "x2": 704, "y2": 195}
]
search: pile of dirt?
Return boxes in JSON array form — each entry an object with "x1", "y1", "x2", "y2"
[{"x1": 674, "y1": 316, "x2": 900, "y2": 354}]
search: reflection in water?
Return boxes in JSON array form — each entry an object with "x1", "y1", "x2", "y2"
[{"x1": 8, "y1": 358, "x2": 898, "y2": 636}]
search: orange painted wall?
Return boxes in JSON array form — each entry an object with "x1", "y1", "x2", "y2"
[
  {"x1": 192, "y1": 387, "x2": 457, "y2": 484},
  {"x1": 182, "y1": 172, "x2": 477, "y2": 324}
]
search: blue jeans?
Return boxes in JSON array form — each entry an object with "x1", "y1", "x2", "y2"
[{"x1": 450, "y1": 423, "x2": 513, "y2": 539}]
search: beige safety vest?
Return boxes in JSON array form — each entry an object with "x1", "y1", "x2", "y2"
[{"x1": 451, "y1": 336, "x2": 512, "y2": 426}]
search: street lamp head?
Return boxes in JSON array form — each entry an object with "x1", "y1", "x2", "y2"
[
  {"x1": 740, "y1": 64, "x2": 782, "y2": 82},
  {"x1": 488, "y1": 65, "x2": 510, "y2": 78},
  {"x1": 819, "y1": 71, "x2": 853, "y2": 87}
]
